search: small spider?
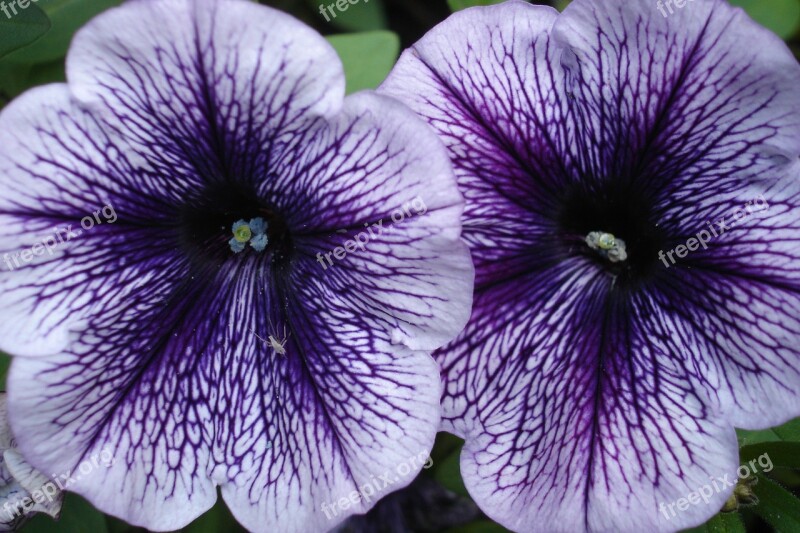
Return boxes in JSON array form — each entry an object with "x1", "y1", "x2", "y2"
[{"x1": 253, "y1": 323, "x2": 290, "y2": 356}]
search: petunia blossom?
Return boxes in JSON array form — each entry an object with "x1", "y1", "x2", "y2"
[
  {"x1": 380, "y1": 0, "x2": 800, "y2": 531},
  {"x1": 0, "y1": 0, "x2": 473, "y2": 531}
]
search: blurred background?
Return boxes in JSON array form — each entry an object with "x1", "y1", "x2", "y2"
[{"x1": 1, "y1": 0, "x2": 799, "y2": 531}]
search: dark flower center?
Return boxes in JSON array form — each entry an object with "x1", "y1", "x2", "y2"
[
  {"x1": 558, "y1": 183, "x2": 667, "y2": 286},
  {"x1": 178, "y1": 182, "x2": 291, "y2": 267}
]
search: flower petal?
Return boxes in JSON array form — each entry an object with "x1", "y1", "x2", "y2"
[
  {"x1": 0, "y1": 86, "x2": 189, "y2": 357},
  {"x1": 651, "y1": 222, "x2": 800, "y2": 429},
  {"x1": 217, "y1": 266, "x2": 443, "y2": 532},
  {"x1": 380, "y1": 2, "x2": 570, "y2": 283},
  {"x1": 552, "y1": 0, "x2": 800, "y2": 185},
  {"x1": 66, "y1": 0, "x2": 344, "y2": 187},
  {"x1": 270, "y1": 92, "x2": 474, "y2": 351},
  {"x1": 442, "y1": 266, "x2": 740, "y2": 531}
]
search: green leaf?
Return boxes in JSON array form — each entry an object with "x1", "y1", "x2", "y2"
[
  {"x1": 430, "y1": 431, "x2": 464, "y2": 466},
  {"x1": 0, "y1": 3, "x2": 51, "y2": 59},
  {"x1": 309, "y1": 0, "x2": 387, "y2": 32},
  {"x1": 553, "y1": 0, "x2": 573, "y2": 11},
  {"x1": 739, "y1": 441, "x2": 800, "y2": 469},
  {"x1": 432, "y1": 443, "x2": 469, "y2": 497},
  {"x1": 0, "y1": 55, "x2": 64, "y2": 105},
  {"x1": 728, "y1": 0, "x2": 800, "y2": 39},
  {"x1": 5, "y1": 0, "x2": 121, "y2": 64},
  {"x1": 681, "y1": 512, "x2": 746, "y2": 533},
  {"x1": 737, "y1": 418, "x2": 800, "y2": 446},
  {"x1": 326, "y1": 31, "x2": 399, "y2": 93},
  {"x1": 182, "y1": 499, "x2": 247, "y2": 533},
  {"x1": 447, "y1": 0, "x2": 506, "y2": 11},
  {"x1": 23, "y1": 493, "x2": 108, "y2": 533},
  {"x1": 0, "y1": 59, "x2": 32, "y2": 102},
  {"x1": 103, "y1": 515, "x2": 135, "y2": 533},
  {"x1": 0, "y1": 352, "x2": 11, "y2": 391},
  {"x1": 25, "y1": 57, "x2": 66, "y2": 84},
  {"x1": 749, "y1": 473, "x2": 800, "y2": 531},
  {"x1": 445, "y1": 520, "x2": 513, "y2": 533}
]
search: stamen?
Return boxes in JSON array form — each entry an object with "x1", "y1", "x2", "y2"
[
  {"x1": 249, "y1": 218, "x2": 267, "y2": 235},
  {"x1": 250, "y1": 233, "x2": 268, "y2": 252},
  {"x1": 586, "y1": 231, "x2": 627, "y2": 263},
  {"x1": 232, "y1": 220, "x2": 252, "y2": 243},
  {"x1": 229, "y1": 218, "x2": 269, "y2": 254},
  {"x1": 229, "y1": 238, "x2": 246, "y2": 254}
]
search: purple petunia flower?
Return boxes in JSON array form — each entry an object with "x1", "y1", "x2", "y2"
[
  {"x1": 0, "y1": 0, "x2": 473, "y2": 530},
  {"x1": 380, "y1": 0, "x2": 800, "y2": 531}
]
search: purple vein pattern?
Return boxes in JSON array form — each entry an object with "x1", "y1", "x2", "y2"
[
  {"x1": 380, "y1": 0, "x2": 800, "y2": 531},
  {"x1": 0, "y1": 0, "x2": 474, "y2": 531}
]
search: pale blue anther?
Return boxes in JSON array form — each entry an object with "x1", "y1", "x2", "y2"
[
  {"x1": 229, "y1": 237, "x2": 246, "y2": 253},
  {"x1": 249, "y1": 217, "x2": 268, "y2": 235},
  {"x1": 250, "y1": 233, "x2": 268, "y2": 252}
]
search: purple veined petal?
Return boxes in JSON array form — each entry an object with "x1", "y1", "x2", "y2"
[
  {"x1": 7, "y1": 314, "x2": 220, "y2": 530},
  {"x1": 449, "y1": 274, "x2": 741, "y2": 532},
  {"x1": 0, "y1": 86, "x2": 190, "y2": 357},
  {"x1": 436, "y1": 253, "x2": 743, "y2": 532},
  {"x1": 270, "y1": 92, "x2": 474, "y2": 351},
  {"x1": 8, "y1": 324, "x2": 440, "y2": 531},
  {"x1": 66, "y1": 0, "x2": 345, "y2": 190},
  {"x1": 217, "y1": 271, "x2": 444, "y2": 531},
  {"x1": 0, "y1": 82, "x2": 217, "y2": 527},
  {"x1": 552, "y1": 0, "x2": 800, "y2": 192},
  {"x1": 656, "y1": 271, "x2": 800, "y2": 429},
  {"x1": 380, "y1": 0, "x2": 800, "y2": 531},
  {"x1": 380, "y1": 1, "x2": 571, "y2": 290},
  {"x1": 649, "y1": 181, "x2": 800, "y2": 429}
]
